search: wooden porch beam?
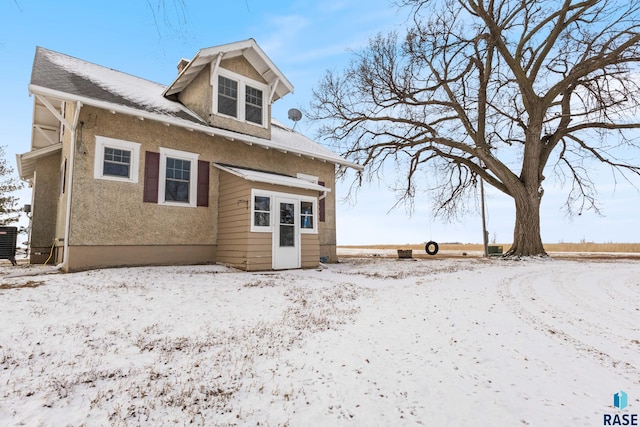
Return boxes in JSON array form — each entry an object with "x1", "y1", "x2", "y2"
[{"x1": 34, "y1": 94, "x2": 73, "y2": 131}]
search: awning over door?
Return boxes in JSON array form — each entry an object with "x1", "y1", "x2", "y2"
[{"x1": 213, "y1": 163, "x2": 330, "y2": 193}]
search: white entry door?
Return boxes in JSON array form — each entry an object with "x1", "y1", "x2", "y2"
[{"x1": 273, "y1": 197, "x2": 300, "y2": 270}]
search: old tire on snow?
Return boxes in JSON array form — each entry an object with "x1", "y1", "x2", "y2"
[{"x1": 425, "y1": 241, "x2": 439, "y2": 256}]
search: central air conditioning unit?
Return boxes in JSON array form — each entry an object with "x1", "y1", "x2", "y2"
[{"x1": 0, "y1": 226, "x2": 18, "y2": 266}]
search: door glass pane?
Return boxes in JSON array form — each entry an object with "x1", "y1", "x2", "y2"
[
  {"x1": 280, "y1": 203, "x2": 295, "y2": 225},
  {"x1": 279, "y1": 202, "x2": 295, "y2": 247},
  {"x1": 280, "y1": 224, "x2": 294, "y2": 247}
]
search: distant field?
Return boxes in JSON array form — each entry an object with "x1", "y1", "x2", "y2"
[{"x1": 338, "y1": 242, "x2": 640, "y2": 258}]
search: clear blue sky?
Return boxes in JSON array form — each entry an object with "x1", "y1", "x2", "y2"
[{"x1": 2, "y1": 0, "x2": 639, "y2": 245}]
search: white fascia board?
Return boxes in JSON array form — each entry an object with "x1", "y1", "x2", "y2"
[
  {"x1": 163, "y1": 51, "x2": 211, "y2": 97},
  {"x1": 28, "y1": 85, "x2": 362, "y2": 170},
  {"x1": 199, "y1": 39, "x2": 294, "y2": 98},
  {"x1": 214, "y1": 164, "x2": 331, "y2": 193},
  {"x1": 15, "y1": 154, "x2": 23, "y2": 181},
  {"x1": 18, "y1": 142, "x2": 62, "y2": 160},
  {"x1": 17, "y1": 142, "x2": 63, "y2": 180}
]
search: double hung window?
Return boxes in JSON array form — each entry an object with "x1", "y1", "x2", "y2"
[
  {"x1": 218, "y1": 76, "x2": 238, "y2": 118},
  {"x1": 253, "y1": 195, "x2": 271, "y2": 228},
  {"x1": 164, "y1": 157, "x2": 191, "y2": 203},
  {"x1": 245, "y1": 85, "x2": 263, "y2": 125},
  {"x1": 300, "y1": 201, "x2": 314, "y2": 230},
  {"x1": 158, "y1": 148, "x2": 199, "y2": 207}
]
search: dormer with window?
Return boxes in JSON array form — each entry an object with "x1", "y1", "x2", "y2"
[{"x1": 164, "y1": 39, "x2": 293, "y2": 140}]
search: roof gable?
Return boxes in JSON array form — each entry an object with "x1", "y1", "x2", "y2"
[{"x1": 164, "y1": 39, "x2": 293, "y2": 101}]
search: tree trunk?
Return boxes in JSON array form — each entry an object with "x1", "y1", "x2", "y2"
[{"x1": 506, "y1": 191, "x2": 547, "y2": 257}]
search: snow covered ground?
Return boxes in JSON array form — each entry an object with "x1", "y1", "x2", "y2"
[{"x1": 0, "y1": 256, "x2": 638, "y2": 426}]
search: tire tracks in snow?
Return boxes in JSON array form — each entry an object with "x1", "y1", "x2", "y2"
[{"x1": 496, "y1": 261, "x2": 640, "y2": 383}]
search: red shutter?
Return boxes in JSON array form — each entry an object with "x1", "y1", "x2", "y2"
[
  {"x1": 318, "y1": 181, "x2": 326, "y2": 222},
  {"x1": 197, "y1": 160, "x2": 210, "y2": 207},
  {"x1": 143, "y1": 151, "x2": 160, "y2": 203}
]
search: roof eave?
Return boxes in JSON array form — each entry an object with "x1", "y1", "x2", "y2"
[
  {"x1": 162, "y1": 51, "x2": 204, "y2": 97},
  {"x1": 17, "y1": 142, "x2": 63, "y2": 180},
  {"x1": 28, "y1": 84, "x2": 361, "y2": 170},
  {"x1": 213, "y1": 163, "x2": 332, "y2": 192}
]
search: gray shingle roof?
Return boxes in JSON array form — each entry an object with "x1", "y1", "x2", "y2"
[
  {"x1": 28, "y1": 46, "x2": 360, "y2": 169},
  {"x1": 31, "y1": 47, "x2": 206, "y2": 125}
]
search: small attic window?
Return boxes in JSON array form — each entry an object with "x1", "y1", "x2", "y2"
[{"x1": 214, "y1": 69, "x2": 268, "y2": 128}]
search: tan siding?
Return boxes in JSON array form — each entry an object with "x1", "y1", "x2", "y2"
[
  {"x1": 246, "y1": 261, "x2": 271, "y2": 271},
  {"x1": 215, "y1": 223, "x2": 249, "y2": 234},
  {"x1": 247, "y1": 232, "x2": 272, "y2": 242},
  {"x1": 217, "y1": 172, "x2": 324, "y2": 271},
  {"x1": 220, "y1": 173, "x2": 251, "y2": 190},
  {"x1": 245, "y1": 232, "x2": 272, "y2": 271},
  {"x1": 217, "y1": 172, "x2": 252, "y2": 269},
  {"x1": 218, "y1": 193, "x2": 249, "y2": 204},
  {"x1": 218, "y1": 253, "x2": 247, "y2": 267},
  {"x1": 218, "y1": 209, "x2": 251, "y2": 223},
  {"x1": 301, "y1": 233, "x2": 320, "y2": 268},
  {"x1": 246, "y1": 232, "x2": 272, "y2": 250}
]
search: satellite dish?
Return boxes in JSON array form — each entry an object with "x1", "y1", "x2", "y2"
[
  {"x1": 288, "y1": 108, "x2": 302, "y2": 122},
  {"x1": 287, "y1": 108, "x2": 303, "y2": 130}
]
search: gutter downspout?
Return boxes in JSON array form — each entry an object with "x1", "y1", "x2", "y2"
[{"x1": 57, "y1": 100, "x2": 83, "y2": 271}]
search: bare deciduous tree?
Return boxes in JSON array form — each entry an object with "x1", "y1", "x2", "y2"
[
  {"x1": 145, "y1": 0, "x2": 190, "y2": 41},
  {"x1": 310, "y1": 0, "x2": 640, "y2": 256}
]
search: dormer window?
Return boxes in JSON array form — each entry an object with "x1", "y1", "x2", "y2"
[
  {"x1": 245, "y1": 85, "x2": 263, "y2": 125},
  {"x1": 214, "y1": 69, "x2": 267, "y2": 127},
  {"x1": 218, "y1": 76, "x2": 238, "y2": 118}
]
